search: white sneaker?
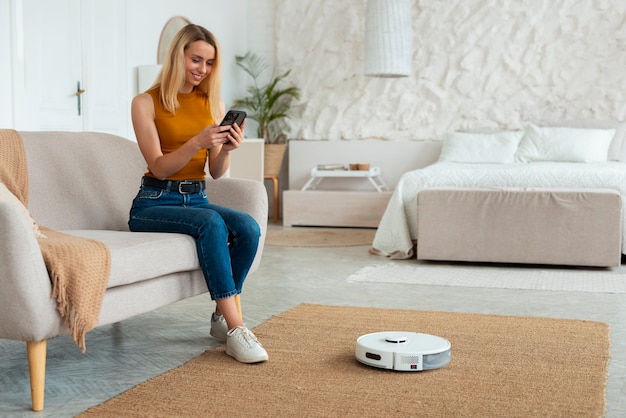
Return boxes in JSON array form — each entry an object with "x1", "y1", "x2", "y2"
[
  {"x1": 210, "y1": 313, "x2": 228, "y2": 342},
  {"x1": 225, "y1": 326, "x2": 269, "y2": 363}
]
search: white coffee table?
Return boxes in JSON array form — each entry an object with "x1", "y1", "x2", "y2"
[{"x1": 301, "y1": 167, "x2": 389, "y2": 192}]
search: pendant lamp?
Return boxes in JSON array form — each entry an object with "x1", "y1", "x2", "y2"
[{"x1": 364, "y1": 0, "x2": 413, "y2": 78}]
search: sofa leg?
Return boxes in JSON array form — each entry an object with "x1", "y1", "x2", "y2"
[
  {"x1": 235, "y1": 294, "x2": 242, "y2": 319},
  {"x1": 26, "y1": 340, "x2": 47, "y2": 411}
]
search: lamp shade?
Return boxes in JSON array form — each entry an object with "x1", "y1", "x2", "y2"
[{"x1": 364, "y1": 0, "x2": 412, "y2": 78}]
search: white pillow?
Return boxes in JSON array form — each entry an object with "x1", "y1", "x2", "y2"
[
  {"x1": 515, "y1": 123, "x2": 615, "y2": 163},
  {"x1": 438, "y1": 130, "x2": 524, "y2": 163},
  {"x1": 0, "y1": 183, "x2": 46, "y2": 239}
]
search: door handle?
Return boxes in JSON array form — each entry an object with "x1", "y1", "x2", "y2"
[{"x1": 76, "y1": 81, "x2": 85, "y2": 115}]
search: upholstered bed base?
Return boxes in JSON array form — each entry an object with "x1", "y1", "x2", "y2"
[{"x1": 417, "y1": 187, "x2": 622, "y2": 267}]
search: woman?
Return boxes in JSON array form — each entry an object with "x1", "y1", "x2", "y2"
[{"x1": 128, "y1": 24, "x2": 267, "y2": 363}]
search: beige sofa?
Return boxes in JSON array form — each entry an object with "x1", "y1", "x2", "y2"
[{"x1": 0, "y1": 130, "x2": 268, "y2": 411}]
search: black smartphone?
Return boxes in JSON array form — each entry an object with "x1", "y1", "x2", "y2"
[{"x1": 220, "y1": 110, "x2": 246, "y2": 130}]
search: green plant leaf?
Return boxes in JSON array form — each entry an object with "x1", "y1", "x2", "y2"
[{"x1": 233, "y1": 52, "x2": 300, "y2": 142}]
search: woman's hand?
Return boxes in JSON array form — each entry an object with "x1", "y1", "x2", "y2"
[
  {"x1": 219, "y1": 119, "x2": 246, "y2": 152},
  {"x1": 205, "y1": 120, "x2": 246, "y2": 179},
  {"x1": 193, "y1": 124, "x2": 229, "y2": 149},
  {"x1": 194, "y1": 119, "x2": 245, "y2": 151}
]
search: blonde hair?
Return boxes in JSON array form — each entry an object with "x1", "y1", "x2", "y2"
[{"x1": 151, "y1": 24, "x2": 222, "y2": 122}]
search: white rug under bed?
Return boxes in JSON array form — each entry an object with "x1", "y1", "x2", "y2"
[{"x1": 347, "y1": 262, "x2": 626, "y2": 293}]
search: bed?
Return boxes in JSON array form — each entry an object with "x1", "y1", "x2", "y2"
[{"x1": 371, "y1": 121, "x2": 626, "y2": 260}]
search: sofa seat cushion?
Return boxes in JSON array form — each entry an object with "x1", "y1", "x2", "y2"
[{"x1": 63, "y1": 230, "x2": 199, "y2": 288}]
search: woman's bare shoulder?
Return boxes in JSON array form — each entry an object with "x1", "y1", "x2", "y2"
[
  {"x1": 133, "y1": 92, "x2": 154, "y2": 105},
  {"x1": 132, "y1": 92, "x2": 155, "y2": 114}
]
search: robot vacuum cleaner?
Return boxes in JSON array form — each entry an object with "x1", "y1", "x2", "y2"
[{"x1": 355, "y1": 331, "x2": 451, "y2": 371}]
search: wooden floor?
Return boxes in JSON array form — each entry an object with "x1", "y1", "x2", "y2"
[{"x1": 2, "y1": 225, "x2": 626, "y2": 417}]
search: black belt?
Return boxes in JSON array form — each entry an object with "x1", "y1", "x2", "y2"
[{"x1": 142, "y1": 176, "x2": 205, "y2": 194}]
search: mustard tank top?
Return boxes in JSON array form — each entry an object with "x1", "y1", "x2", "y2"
[{"x1": 145, "y1": 88, "x2": 214, "y2": 181}]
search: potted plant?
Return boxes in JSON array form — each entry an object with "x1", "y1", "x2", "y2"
[
  {"x1": 232, "y1": 52, "x2": 300, "y2": 174},
  {"x1": 232, "y1": 52, "x2": 301, "y2": 144}
]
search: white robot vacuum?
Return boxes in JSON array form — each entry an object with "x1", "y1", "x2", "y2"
[{"x1": 355, "y1": 331, "x2": 451, "y2": 371}]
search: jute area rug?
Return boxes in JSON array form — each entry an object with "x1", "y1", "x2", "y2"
[
  {"x1": 265, "y1": 227, "x2": 376, "y2": 247},
  {"x1": 79, "y1": 304, "x2": 609, "y2": 417},
  {"x1": 348, "y1": 262, "x2": 626, "y2": 293}
]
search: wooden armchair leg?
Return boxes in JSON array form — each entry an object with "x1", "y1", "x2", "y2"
[{"x1": 26, "y1": 340, "x2": 47, "y2": 411}]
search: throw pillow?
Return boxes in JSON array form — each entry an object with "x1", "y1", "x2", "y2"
[
  {"x1": 438, "y1": 130, "x2": 524, "y2": 163},
  {"x1": 0, "y1": 182, "x2": 46, "y2": 239},
  {"x1": 515, "y1": 123, "x2": 615, "y2": 163}
]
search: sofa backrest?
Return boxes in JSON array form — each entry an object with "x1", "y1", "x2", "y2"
[{"x1": 20, "y1": 131, "x2": 146, "y2": 231}]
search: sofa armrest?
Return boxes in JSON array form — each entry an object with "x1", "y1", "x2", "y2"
[
  {"x1": 0, "y1": 201, "x2": 63, "y2": 342},
  {"x1": 205, "y1": 177, "x2": 269, "y2": 271}
]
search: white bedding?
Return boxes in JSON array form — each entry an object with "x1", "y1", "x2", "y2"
[{"x1": 371, "y1": 161, "x2": 626, "y2": 259}]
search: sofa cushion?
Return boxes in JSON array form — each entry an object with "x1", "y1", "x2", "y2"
[
  {"x1": 64, "y1": 230, "x2": 200, "y2": 288},
  {"x1": 21, "y1": 131, "x2": 146, "y2": 231}
]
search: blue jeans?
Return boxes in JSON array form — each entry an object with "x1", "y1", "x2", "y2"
[{"x1": 128, "y1": 183, "x2": 261, "y2": 300}]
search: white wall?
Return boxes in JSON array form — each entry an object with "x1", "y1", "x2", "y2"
[
  {"x1": 0, "y1": 0, "x2": 14, "y2": 128},
  {"x1": 275, "y1": 0, "x2": 626, "y2": 142}
]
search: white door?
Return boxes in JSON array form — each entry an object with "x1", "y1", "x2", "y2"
[
  {"x1": 16, "y1": 0, "x2": 83, "y2": 130},
  {"x1": 79, "y1": 0, "x2": 127, "y2": 135},
  {"x1": 13, "y1": 0, "x2": 127, "y2": 135}
]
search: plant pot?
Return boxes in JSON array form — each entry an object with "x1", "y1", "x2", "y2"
[{"x1": 264, "y1": 143, "x2": 287, "y2": 177}]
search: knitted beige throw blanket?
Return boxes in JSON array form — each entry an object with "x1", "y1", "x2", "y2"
[{"x1": 0, "y1": 129, "x2": 111, "y2": 352}]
